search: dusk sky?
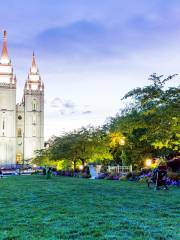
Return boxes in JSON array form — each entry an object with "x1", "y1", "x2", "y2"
[{"x1": 1, "y1": 0, "x2": 180, "y2": 139}]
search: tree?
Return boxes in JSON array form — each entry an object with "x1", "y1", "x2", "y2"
[
  {"x1": 106, "y1": 73, "x2": 180, "y2": 168},
  {"x1": 33, "y1": 149, "x2": 56, "y2": 167},
  {"x1": 48, "y1": 126, "x2": 112, "y2": 170}
]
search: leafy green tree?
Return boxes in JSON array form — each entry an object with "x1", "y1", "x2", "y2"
[
  {"x1": 33, "y1": 149, "x2": 56, "y2": 167},
  {"x1": 107, "y1": 73, "x2": 180, "y2": 168},
  {"x1": 48, "y1": 126, "x2": 111, "y2": 169}
]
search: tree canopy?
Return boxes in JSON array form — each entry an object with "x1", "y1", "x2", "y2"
[
  {"x1": 34, "y1": 73, "x2": 180, "y2": 169},
  {"x1": 107, "y1": 73, "x2": 180, "y2": 167}
]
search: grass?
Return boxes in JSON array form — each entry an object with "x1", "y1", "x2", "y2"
[{"x1": 0, "y1": 176, "x2": 179, "y2": 240}]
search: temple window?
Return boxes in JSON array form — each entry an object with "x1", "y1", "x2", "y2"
[
  {"x1": 32, "y1": 115, "x2": 36, "y2": 125},
  {"x1": 17, "y1": 128, "x2": 22, "y2": 137},
  {"x1": 1, "y1": 118, "x2": 6, "y2": 136},
  {"x1": 16, "y1": 153, "x2": 22, "y2": 164},
  {"x1": 32, "y1": 127, "x2": 36, "y2": 137},
  {"x1": 32, "y1": 100, "x2": 37, "y2": 111}
]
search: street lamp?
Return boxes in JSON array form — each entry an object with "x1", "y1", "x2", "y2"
[
  {"x1": 119, "y1": 138, "x2": 125, "y2": 146},
  {"x1": 145, "y1": 159, "x2": 152, "y2": 167},
  {"x1": 79, "y1": 165, "x2": 84, "y2": 170}
]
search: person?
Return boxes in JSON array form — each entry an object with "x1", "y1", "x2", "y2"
[
  {"x1": 43, "y1": 167, "x2": 46, "y2": 176},
  {"x1": 155, "y1": 164, "x2": 168, "y2": 190},
  {"x1": 46, "y1": 167, "x2": 52, "y2": 179},
  {"x1": 0, "y1": 169, "x2": 3, "y2": 178},
  {"x1": 151, "y1": 167, "x2": 159, "y2": 183}
]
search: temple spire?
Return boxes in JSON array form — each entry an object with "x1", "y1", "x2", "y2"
[
  {"x1": 25, "y1": 52, "x2": 43, "y2": 91},
  {"x1": 0, "y1": 30, "x2": 10, "y2": 64},
  {"x1": 31, "y1": 51, "x2": 38, "y2": 73}
]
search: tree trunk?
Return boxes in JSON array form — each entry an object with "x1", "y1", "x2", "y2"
[
  {"x1": 73, "y1": 160, "x2": 77, "y2": 172},
  {"x1": 81, "y1": 159, "x2": 85, "y2": 167}
]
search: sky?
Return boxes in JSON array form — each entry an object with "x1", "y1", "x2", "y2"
[{"x1": 0, "y1": 0, "x2": 180, "y2": 139}]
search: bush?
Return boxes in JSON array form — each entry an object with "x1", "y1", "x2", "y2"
[
  {"x1": 57, "y1": 170, "x2": 74, "y2": 177},
  {"x1": 79, "y1": 172, "x2": 91, "y2": 178},
  {"x1": 31, "y1": 170, "x2": 42, "y2": 175},
  {"x1": 119, "y1": 176, "x2": 126, "y2": 181},
  {"x1": 141, "y1": 168, "x2": 151, "y2": 175},
  {"x1": 167, "y1": 172, "x2": 180, "y2": 181},
  {"x1": 105, "y1": 174, "x2": 120, "y2": 180},
  {"x1": 167, "y1": 158, "x2": 180, "y2": 172},
  {"x1": 126, "y1": 171, "x2": 141, "y2": 180},
  {"x1": 100, "y1": 165, "x2": 108, "y2": 173},
  {"x1": 126, "y1": 172, "x2": 132, "y2": 179},
  {"x1": 96, "y1": 173, "x2": 107, "y2": 179},
  {"x1": 138, "y1": 177, "x2": 149, "y2": 183},
  {"x1": 132, "y1": 171, "x2": 141, "y2": 176},
  {"x1": 83, "y1": 166, "x2": 90, "y2": 175}
]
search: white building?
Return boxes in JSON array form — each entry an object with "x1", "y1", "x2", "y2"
[{"x1": 0, "y1": 31, "x2": 44, "y2": 167}]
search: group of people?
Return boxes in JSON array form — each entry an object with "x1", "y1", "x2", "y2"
[{"x1": 149, "y1": 163, "x2": 168, "y2": 190}]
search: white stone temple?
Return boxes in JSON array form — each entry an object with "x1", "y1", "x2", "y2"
[{"x1": 0, "y1": 31, "x2": 44, "y2": 167}]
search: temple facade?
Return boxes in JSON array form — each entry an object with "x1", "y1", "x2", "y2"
[{"x1": 0, "y1": 31, "x2": 44, "y2": 167}]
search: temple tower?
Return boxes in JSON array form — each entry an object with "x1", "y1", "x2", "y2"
[
  {"x1": 0, "y1": 31, "x2": 16, "y2": 166},
  {"x1": 22, "y1": 53, "x2": 44, "y2": 160}
]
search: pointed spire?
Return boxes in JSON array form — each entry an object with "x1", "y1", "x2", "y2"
[
  {"x1": 25, "y1": 52, "x2": 43, "y2": 92},
  {"x1": 0, "y1": 30, "x2": 10, "y2": 64},
  {"x1": 31, "y1": 51, "x2": 38, "y2": 73}
]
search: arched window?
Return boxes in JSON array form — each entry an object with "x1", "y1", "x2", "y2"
[
  {"x1": 1, "y1": 117, "x2": 6, "y2": 136},
  {"x1": 16, "y1": 153, "x2": 22, "y2": 164},
  {"x1": 32, "y1": 100, "x2": 37, "y2": 111},
  {"x1": 2, "y1": 119, "x2": 5, "y2": 136},
  {"x1": 32, "y1": 114, "x2": 36, "y2": 125},
  {"x1": 32, "y1": 127, "x2": 36, "y2": 137},
  {"x1": 17, "y1": 128, "x2": 22, "y2": 137}
]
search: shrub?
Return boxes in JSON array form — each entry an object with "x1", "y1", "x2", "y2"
[
  {"x1": 141, "y1": 168, "x2": 151, "y2": 175},
  {"x1": 119, "y1": 176, "x2": 126, "y2": 181},
  {"x1": 83, "y1": 166, "x2": 90, "y2": 175},
  {"x1": 132, "y1": 171, "x2": 141, "y2": 176},
  {"x1": 105, "y1": 174, "x2": 120, "y2": 180},
  {"x1": 78, "y1": 172, "x2": 91, "y2": 178},
  {"x1": 138, "y1": 177, "x2": 149, "y2": 183},
  {"x1": 31, "y1": 170, "x2": 42, "y2": 175},
  {"x1": 126, "y1": 171, "x2": 141, "y2": 180},
  {"x1": 100, "y1": 165, "x2": 108, "y2": 173},
  {"x1": 167, "y1": 172, "x2": 180, "y2": 181},
  {"x1": 167, "y1": 158, "x2": 180, "y2": 172},
  {"x1": 96, "y1": 173, "x2": 107, "y2": 179},
  {"x1": 126, "y1": 172, "x2": 132, "y2": 179}
]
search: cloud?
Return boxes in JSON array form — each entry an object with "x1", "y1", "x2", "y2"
[
  {"x1": 50, "y1": 97, "x2": 62, "y2": 108},
  {"x1": 63, "y1": 101, "x2": 75, "y2": 109},
  {"x1": 35, "y1": 7, "x2": 180, "y2": 61},
  {"x1": 60, "y1": 110, "x2": 65, "y2": 115},
  {"x1": 82, "y1": 110, "x2": 92, "y2": 115},
  {"x1": 50, "y1": 97, "x2": 77, "y2": 115},
  {"x1": 4, "y1": 1, "x2": 180, "y2": 62},
  {"x1": 50, "y1": 97, "x2": 75, "y2": 109},
  {"x1": 36, "y1": 20, "x2": 113, "y2": 58},
  {"x1": 49, "y1": 97, "x2": 92, "y2": 116}
]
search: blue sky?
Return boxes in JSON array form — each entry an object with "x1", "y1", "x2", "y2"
[{"x1": 1, "y1": 0, "x2": 180, "y2": 139}]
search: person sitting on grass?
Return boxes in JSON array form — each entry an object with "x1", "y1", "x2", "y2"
[{"x1": 154, "y1": 163, "x2": 168, "y2": 190}]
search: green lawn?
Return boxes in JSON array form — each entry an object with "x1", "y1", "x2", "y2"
[{"x1": 0, "y1": 176, "x2": 179, "y2": 240}]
